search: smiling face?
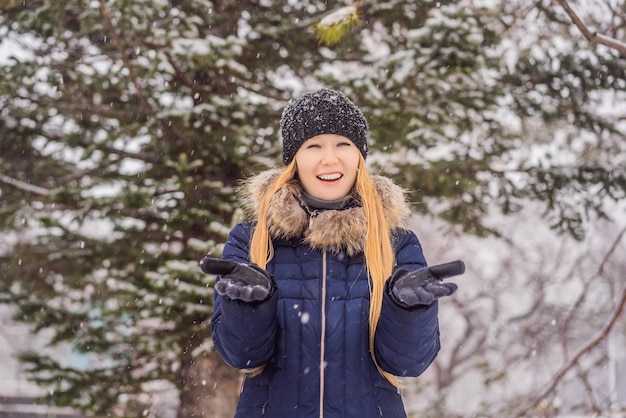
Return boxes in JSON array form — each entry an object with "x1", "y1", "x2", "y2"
[{"x1": 294, "y1": 134, "x2": 361, "y2": 201}]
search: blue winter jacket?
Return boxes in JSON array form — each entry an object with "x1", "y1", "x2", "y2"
[{"x1": 210, "y1": 170, "x2": 441, "y2": 418}]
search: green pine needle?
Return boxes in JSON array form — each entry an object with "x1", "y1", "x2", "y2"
[{"x1": 314, "y1": 6, "x2": 361, "y2": 47}]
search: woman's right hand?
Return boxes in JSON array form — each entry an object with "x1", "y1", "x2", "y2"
[{"x1": 200, "y1": 257, "x2": 274, "y2": 303}]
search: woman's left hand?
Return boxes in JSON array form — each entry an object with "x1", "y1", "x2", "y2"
[{"x1": 388, "y1": 260, "x2": 464, "y2": 308}]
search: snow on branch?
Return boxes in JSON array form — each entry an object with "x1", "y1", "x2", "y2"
[
  {"x1": 314, "y1": 6, "x2": 361, "y2": 46},
  {"x1": 97, "y1": 0, "x2": 189, "y2": 144},
  {"x1": 553, "y1": 0, "x2": 626, "y2": 57}
]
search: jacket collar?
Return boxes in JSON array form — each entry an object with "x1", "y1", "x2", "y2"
[{"x1": 239, "y1": 169, "x2": 411, "y2": 255}]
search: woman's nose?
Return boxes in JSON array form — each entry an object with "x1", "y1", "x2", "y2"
[{"x1": 321, "y1": 148, "x2": 339, "y2": 164}]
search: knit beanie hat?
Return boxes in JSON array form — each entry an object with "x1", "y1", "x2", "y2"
[{"x1": 280, "y1": 88, "x2": 368, "y2": 165}]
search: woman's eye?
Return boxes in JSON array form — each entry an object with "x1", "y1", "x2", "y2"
[
  {"x1": 338, "y1": 142, "x2": 352, "y2": 147},
  {"x1": 307, "y1": 144, "x2": 321, "y2": 149}
]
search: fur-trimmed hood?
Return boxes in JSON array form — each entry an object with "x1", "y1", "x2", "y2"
[{"x1": 239, "y1": 169, "x2": 412, "y2": 255}]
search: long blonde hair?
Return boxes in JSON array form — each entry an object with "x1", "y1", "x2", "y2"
[{"x1": 248, "y1": 156, "x2": 400, "y2": 387}]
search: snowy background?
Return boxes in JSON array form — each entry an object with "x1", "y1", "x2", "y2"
[{"x1": 1, "y1": 0, "x2": 625, "y2": 417}]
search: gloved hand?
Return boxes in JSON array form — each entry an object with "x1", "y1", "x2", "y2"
[
  {"x1": 200, "y1": 257, "x2": 274, "y2": 303},
  {"x1": 388, "y1": 260, "x2": 464, "y2": 308}
]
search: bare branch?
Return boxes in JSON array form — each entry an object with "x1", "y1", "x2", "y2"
[
  {"x1": 533, "y1": 228, "x2": 626, "y2": 406},
  {"x1": 560, "y1": 225, "x2": 626, "y2": 354},
  {"x1": 553, "y1": 0, "x2": 626, "y2": 56},
  {"x1": 530, "y1": 276, "x2": 626, "y2": 409}
]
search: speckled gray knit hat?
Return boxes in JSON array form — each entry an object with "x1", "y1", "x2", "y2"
[{"x1": 280, "y1": 88, "x2": 368, "y2": 165}]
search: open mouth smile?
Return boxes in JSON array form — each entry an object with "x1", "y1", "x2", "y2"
[{"x1": 317, "y1": 173, "x2": 343, "y2": 182}]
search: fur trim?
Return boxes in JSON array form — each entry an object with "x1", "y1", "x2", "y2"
[{"x1": 239, "y1": 169, "x2": 411, "y2": 255}]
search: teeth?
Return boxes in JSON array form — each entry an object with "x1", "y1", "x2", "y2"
[{"x1": 318, "y1": 173, "x2": 342, "y2": 181}]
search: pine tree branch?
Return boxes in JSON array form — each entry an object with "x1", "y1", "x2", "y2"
[
  {"x1": 22, "y1": 93, "x2": 150, "y2": 121},
  {"x1": 97, "y1": 0, "x2": 190, "y2": 145},
  {"x1": 553, "y1": 0, "x2": 626, "y2": 56},
  {"x1": 0, "y1": 173, "x2": 51, "y2": 196},
  {"x1": 97, "y1": 0, "x2": 155, "y2": 115}
]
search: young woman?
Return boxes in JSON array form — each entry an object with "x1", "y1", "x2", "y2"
[{"x1": 201, "y1": 88, "x2": 463, "y2": 418}]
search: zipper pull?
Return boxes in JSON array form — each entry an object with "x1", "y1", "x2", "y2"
[{"x1": 308, "y1": 210, "x2": 320, "y2": 229}]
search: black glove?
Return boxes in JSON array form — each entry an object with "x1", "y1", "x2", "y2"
[
  {"x1": 388, "y1": 260, "x2": 464, "y2": 308},
  {"x1": 200, "y1": 257, "x2": 274, "y2": 303}
]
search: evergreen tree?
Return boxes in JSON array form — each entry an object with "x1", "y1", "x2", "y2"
[{"x1": 0, "y1": 0, "x2": 624, "y2": 416}]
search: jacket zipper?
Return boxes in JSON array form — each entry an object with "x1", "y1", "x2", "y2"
[{"x1": 319, "y1": 250, "x2": 327, "y2": 418}]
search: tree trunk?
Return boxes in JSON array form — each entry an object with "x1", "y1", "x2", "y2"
[{"x1": 178, "y1": 350, "x2": 241, "y2": 418}]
